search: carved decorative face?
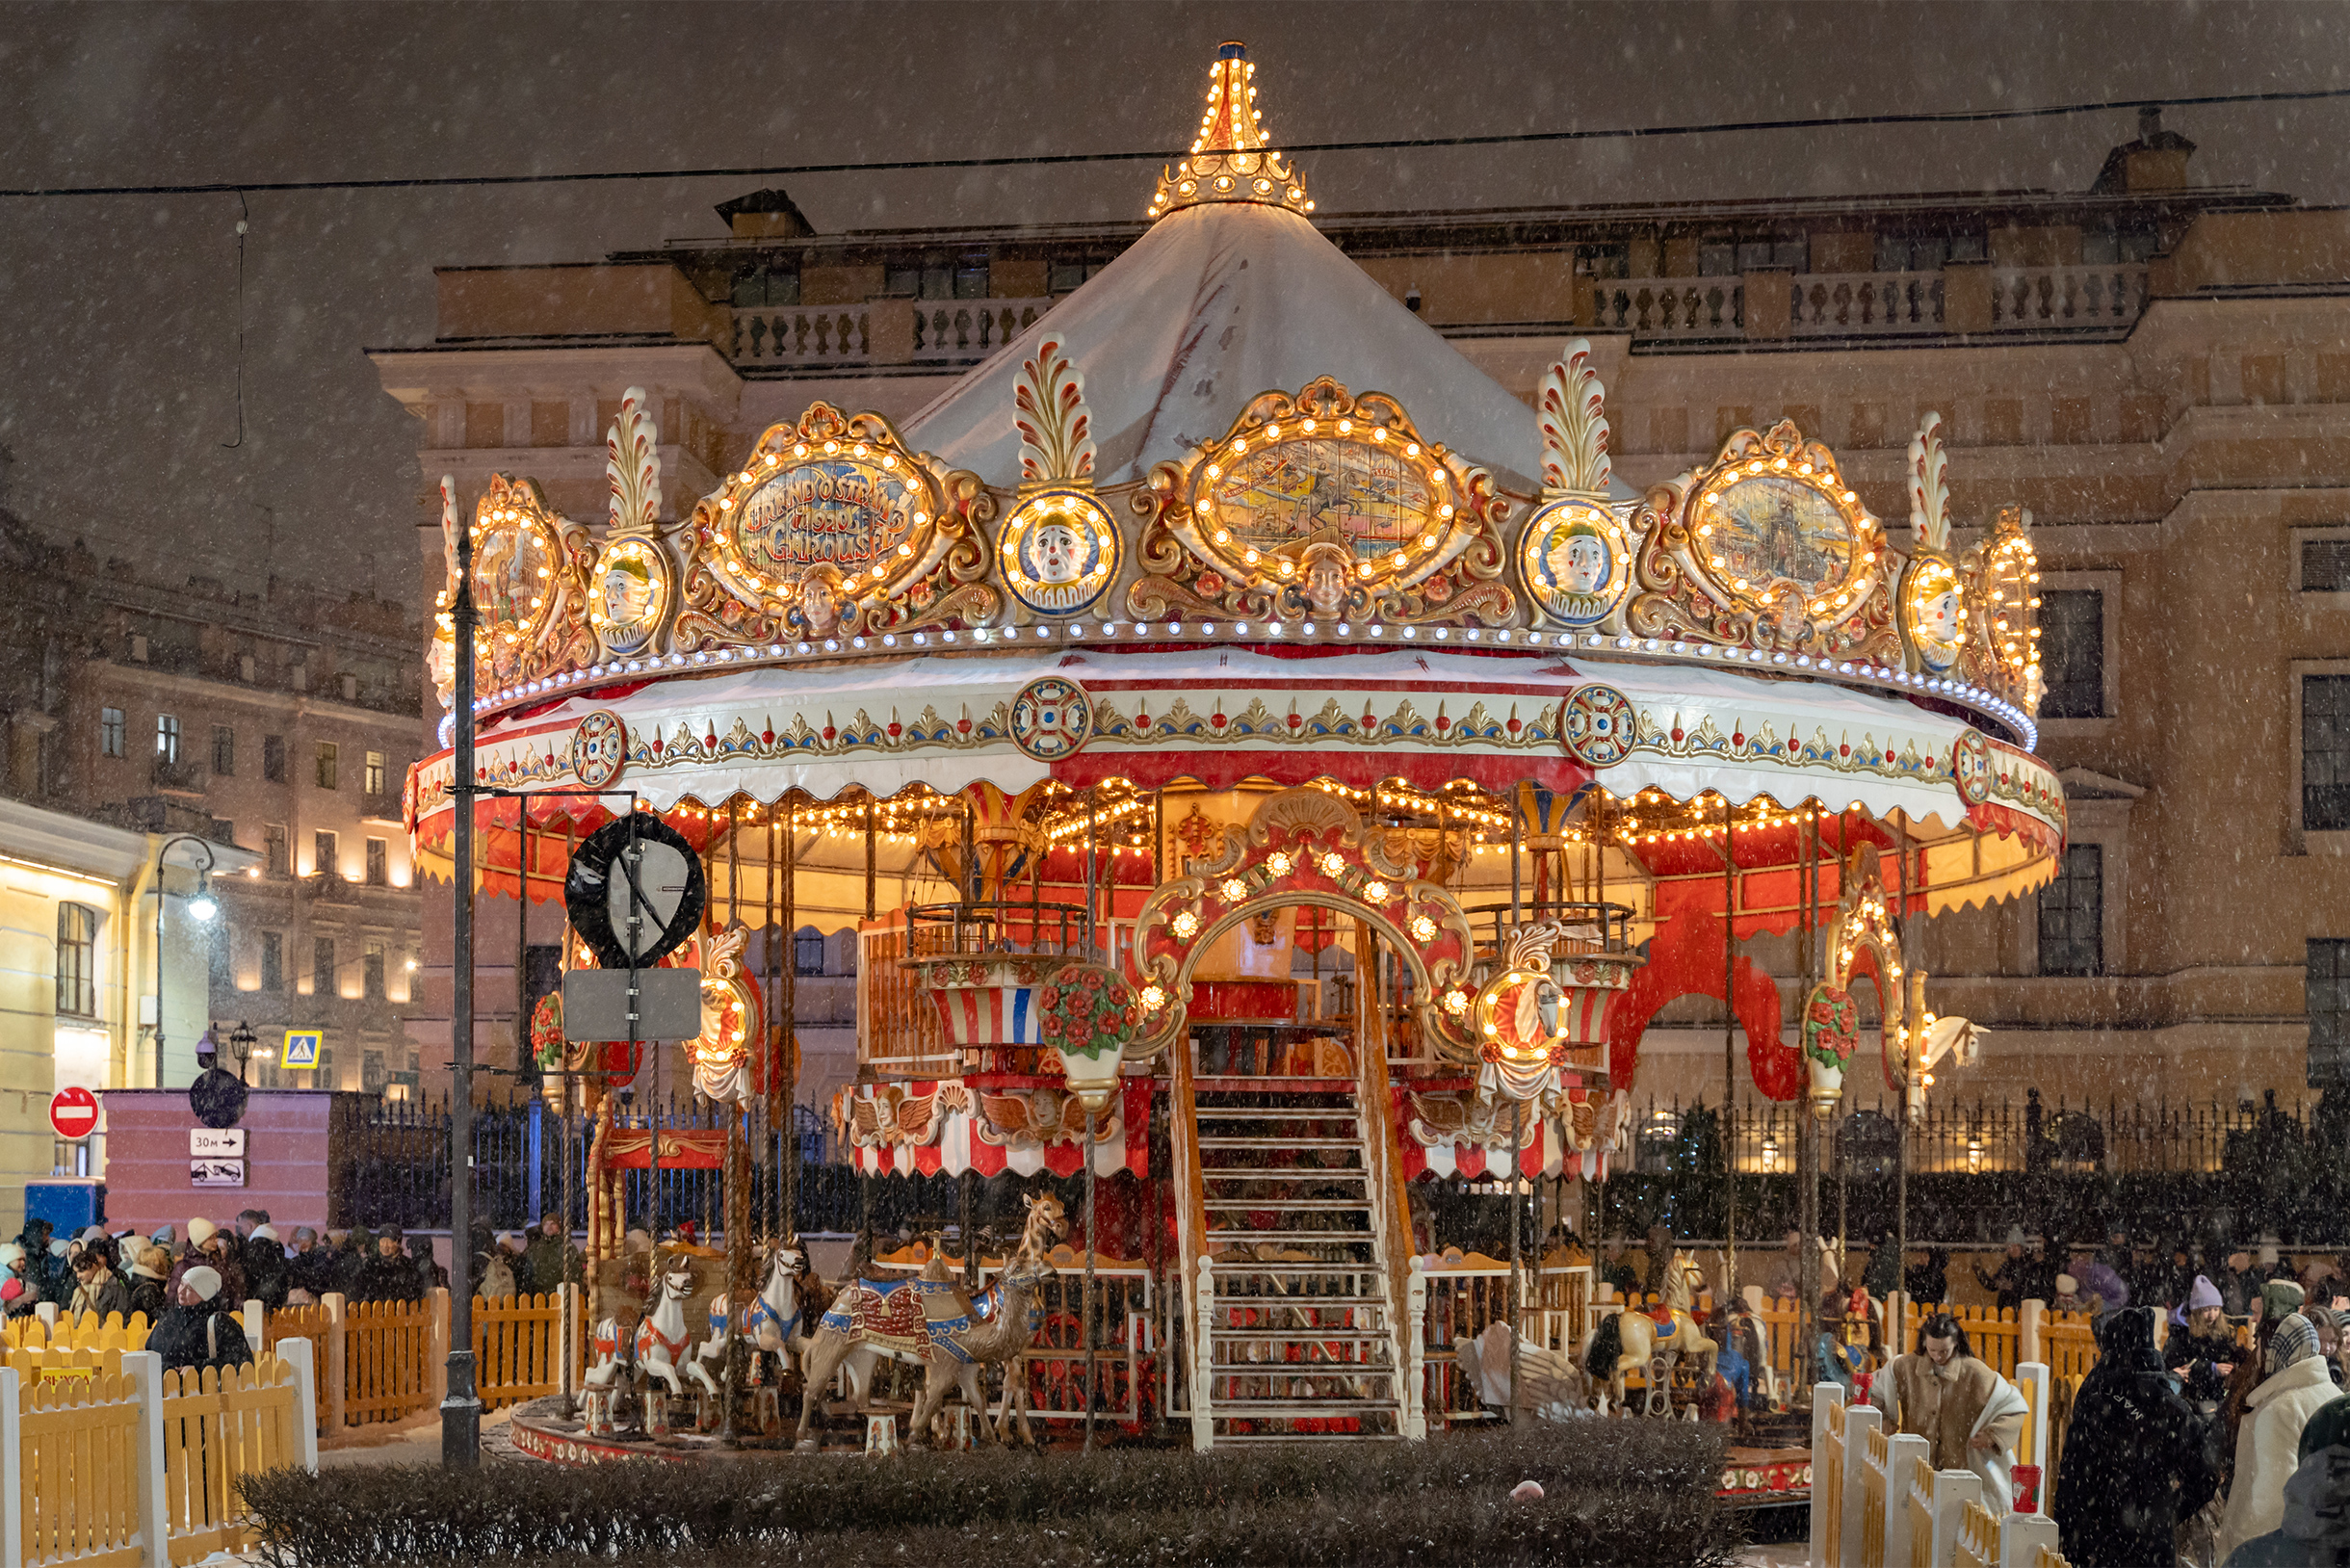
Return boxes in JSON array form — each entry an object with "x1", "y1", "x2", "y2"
[
  {"x1": 1563, "y1": 533, "x2": 1609, "y2": 594},
  {"x1": 798, "y1": 574, "x2": 840, "y2": 637},
  {"x1": 1029, "y1": 520, "x2": 1082, "y2": 585},
  {"x1": 1304, "y1": 553, "x2": 1349, "y2": 615},
  {"x1": 1922, "y1": 588, "x2": 1963, "y2": 645},
  {"x1": 602, "y1": 561, "x2": 652, "y2": 626}
]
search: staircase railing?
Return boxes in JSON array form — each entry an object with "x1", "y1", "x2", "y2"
[
  {"x1": 1169, "y1": 1035, "x2": 1213, "y2": 1449},
  {"x1": 1354, "y1": 1032, "x2": 1422, "y2": 1438}
]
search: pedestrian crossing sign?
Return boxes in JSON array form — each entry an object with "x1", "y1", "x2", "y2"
[{"x1": 282, "y1": 1030, "x2": 322, "y2": 1069}]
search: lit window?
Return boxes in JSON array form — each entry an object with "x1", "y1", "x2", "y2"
[
  {"x1": 364, "y1": 751, "x2": 386, "y2": 796},
  {"x1": 55, "y1": 903, "x2": 96, "y2": 1018},
  {"x1": 155, "y1": 715, "x2": 180, "y2": 763}
]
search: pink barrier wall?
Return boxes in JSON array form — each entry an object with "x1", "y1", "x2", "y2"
[{"x1": 99, "y1": 1087, "x2": 346, "y2": 1241}]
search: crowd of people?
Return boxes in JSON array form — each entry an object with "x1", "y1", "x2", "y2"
[
  {"x1": 1705, "y1": 1222, "x2": 2350, "y2": 1567},
  {"x1": 4, "y1": 1210, "x2": 583, "y2": 1380}
]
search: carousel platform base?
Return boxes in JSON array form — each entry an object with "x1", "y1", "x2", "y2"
[{"x1": 506, "y1": 1397, "x2": 1168, "y2": 1463}]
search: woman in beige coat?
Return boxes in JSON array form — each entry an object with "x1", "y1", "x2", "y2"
[{"x1": 2218, "y1": 1283, "x2": 2341, "y2": 1562}]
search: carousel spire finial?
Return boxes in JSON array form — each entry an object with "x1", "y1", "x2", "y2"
[
  {"x1": 1147, "y1": 42, "x2": 1313, "y2": 223},
  {"x1": 1014, "y1": 337, "x2": 1095, "y2": 490},
  {"x1": 607, "y1": 385, "x2": 661, "y2": 536},
  {"x1": 1536, "y1": 339, "x2": 1612, "y2": 497},
  {"x1": 1908, "y1": 410, "x2": 1950, "y2": 551}
]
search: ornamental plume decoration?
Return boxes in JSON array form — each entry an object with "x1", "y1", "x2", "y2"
[
  {"x1": 1502, "y1": 918, "x2": 1566, "y2": 974},
  {"x1": 607, "y1": 385, "x2": 662, "y2": 535},
  {"x1": 1537, "y1": 339, "x2": 1611, "y2": 495},
  {"x1": 438, "y1": 473, "x2": 460, "y2": 593},
  {"x1": 1014, "y1": 338, "x2": 1095, "y2": 489},
  {"x1": 1908, "y1": 410, "x2": 1950, "y2": 551}
]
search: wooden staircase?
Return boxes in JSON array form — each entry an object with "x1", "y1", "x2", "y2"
[{"x1": 1181, "y1": 1085, "x2": 1410, "y2": 1442}]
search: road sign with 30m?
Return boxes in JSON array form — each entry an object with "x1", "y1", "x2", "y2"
[{"x1": 282, "y1": 1030, "x2": 322, "y2": 1069}]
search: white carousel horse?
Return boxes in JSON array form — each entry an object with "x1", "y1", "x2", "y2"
[
  {"x1": 685, "y1": 1241, "x2": 821, "y2": 1432},
  {"x1": 582, "y1": 1314, "x2": 632, "y2": 1436},
  {"x1": 632, "y1": 1259, "x2": 697, "y2": 1438}
]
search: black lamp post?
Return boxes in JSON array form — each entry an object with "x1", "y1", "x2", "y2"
[{"x1": 150, "y1": 834, "x2": 219, "y2": 1088}]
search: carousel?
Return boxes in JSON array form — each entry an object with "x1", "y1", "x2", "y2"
[{"x1": 411, "y1": 41, "x2": 2063, "y2": 1453}]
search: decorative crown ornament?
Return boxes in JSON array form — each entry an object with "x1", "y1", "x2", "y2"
[
  {"x1": 1537, "y1": 340, "x2": 1612, "y2": 498},
  {"x1": 1148, "y1": 42, "x2": 1312, "y2": 222}
]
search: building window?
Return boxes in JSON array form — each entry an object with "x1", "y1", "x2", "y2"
[
  {"x1": 2305, "y1": 538, "x2": 2350, "y2": 593},
  {"x1": 264, "y1": 823, "x2": 288, "y2": 877},
  {"x1": 362, "y1": 1050, "x2": 385, "y2": 1092},
  {"x1": 99, "y1": 708, "x2": 124, "y2": 758},
  {"x1": 796, "y1": 930, "x2": 824, "y2": 976},
  {"x1": 2037, "y1": 844, "x2": 2104, "y2": 978},
  {"x1": 1048, "y1": 258, "x2": 1109, "y2": 294},
  {"x1": 260, "y1": 931, "x2": 284, "y2": 992},
  {"x1": 155, "y1": 714, "x2": 180, "y2": 763},
  {"x1": 263, "y1": 735, "x2": 285, "y2": 783},
  {"x1": 55, "y1": 903, "x2": 97, "y2": 1017},
  {"x1": 313, "y1": 936, "x2": 335, "y2": 997},
  {"x1": 315, "y1": 742, "x2": 338, "y2": 790},
  {"x1": 729, "y1": 265, "x2": 800, "y2": 306},
  {"x1": 2310, "y1": 940, "x2": 2350, "y2": 1084},
  {"x1": 2305, "y1": 675, "x2": 2350, "y2": 831},
  {"x1": 364, "y1": 751, "x2": 386, "y2": 795},
  {"x1": 2040, "y1": 589, "x2": 2105, "y2": 719},
  {"x1": 316, "y1": 1047, "x2": 334, "y2": 1086},
  {"x1": 364, "y1": 838, "x2": 387, "y2": 886},
  {"x1": 211, "y1": 725, "x2": 234, "y2": 775},
  {"x1": 314, "y1": 830, "x2": 339, "y2": 880},
  {"x1": 364, "y1": 940, "x2": 386, "y2": 1001}
]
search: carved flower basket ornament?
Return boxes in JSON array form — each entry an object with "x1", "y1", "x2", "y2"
[
  {"x1": 1040, "y1": 961, "x2": 1140, "y2": 1114},
  {"x1": 1801, "y1": 981, "x2": 1860, "y2": 1117}
]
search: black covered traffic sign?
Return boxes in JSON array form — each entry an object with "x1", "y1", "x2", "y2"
[
  {"x1": 563, "y1": 813, "x2": 707, "y2": 970},
  {"x1": 189, "y1": 1066, "x2": 248, "y2": 1130}
]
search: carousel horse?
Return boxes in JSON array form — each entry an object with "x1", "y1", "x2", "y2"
[
  {"x1": 1580, "y1": 1249, "x2": 1719, "y2": 1416},
  {"x1": 582, "y1": 1314, "x2": 633, "y2": 1437},
  {"x1": 632, "y1": 1257, "x2": 697, "y2": 1438},
  {"x1": 687, "y1": 1239, "x2": 822, "y2": 1434},
  {"x1": 796, "y1": 1193, "x2": 1067, "y2": 1450}
]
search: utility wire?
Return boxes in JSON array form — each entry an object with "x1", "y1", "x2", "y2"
[{"x1": 2, "y1": 87, "x2": 2346, "y2": 200}]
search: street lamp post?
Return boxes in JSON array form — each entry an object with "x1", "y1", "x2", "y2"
[
  {"x1": 443, "y1": 479, "x2": 483, "y2": 1468},
  {"x1": 150, "y1": 834, "x2": 219, "y2": 1089}
]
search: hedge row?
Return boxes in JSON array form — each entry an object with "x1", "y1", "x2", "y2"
[{"x1": 242, "y1": 1421, "x2": 1739, "y2": 1568}]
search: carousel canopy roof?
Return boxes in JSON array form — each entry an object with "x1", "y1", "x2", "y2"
[
  {"x1": 899, "y1": 41, "x2": 1576, "y2": 497},
  {"x1": 900, "y1": 196, "x2": 1562, "y2": 496}
]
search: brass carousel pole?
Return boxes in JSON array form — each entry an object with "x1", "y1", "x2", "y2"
[
  {"x1": 1508, "y1": 792, "x2": 1524, "y2": 1422},
  {"x1": 723, "y1": 799, "x2": 746, "y2": 1446},
  {"x1": 561, "y1": 817, "x2": 578, "y2": 1412},
  {"x1": 1083, "y1": 788, "x2": 1100, "y2": 1455},
  {"x1": 1798, "y1": 805, "x2": 1819, "y2": 1395},
  {"x1": 859, "y1": 798, "x2": 875, "y2": 1250},
  {"x1": 780, "y1": 802, "x2": 796, "y2": 1240},
  {"x1": 1723, "y1": 796, "x2": 1737, "y2": 1302},
  {"x1": 1895, "y1": 810, "x2": 1913, "y2": 1337}
]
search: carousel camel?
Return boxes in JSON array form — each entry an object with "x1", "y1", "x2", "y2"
[
  {"x1": 795, "y1": 1193, "x2": 1067, "y2": 1449},
  {"x1": 1580, "y1": 1248, "x2": 1718, "y2": 1416}
]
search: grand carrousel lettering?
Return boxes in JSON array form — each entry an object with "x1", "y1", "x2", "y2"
[{"x1": 735, "y1": 459, "x2": 919, "y2": 577}]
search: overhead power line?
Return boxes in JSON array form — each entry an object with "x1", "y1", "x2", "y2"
[{"x1": 1, "y1": 86, "x2": 2346, "y2": 200}]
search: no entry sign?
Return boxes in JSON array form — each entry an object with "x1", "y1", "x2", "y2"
[{"x1": 48, "y1": 1087, "x2": 98, "y2": 1141}]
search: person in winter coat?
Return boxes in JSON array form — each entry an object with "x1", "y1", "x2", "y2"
[
  {"x1": 2222, "y1": 1248, "x2": 2265, "y2": 1317},
  {"x1": 2053, "y1": 1306, "x2": 2222, "y2": 1568},
  {"x1": 166, "y1": 1218, "x2": 245, "y2": 1310},
  {"x1": 1870, "y1": 1312, "x2": 2030, "y2": 1509},
  {"x1": 2222, "y1": 1396, "x2": 2350, "y2": 1566},
  {"x1": 236, "y1": 1215, "x2": 288, "y2": 1312},
  {"x1": 65, "y1": 1249, "x2": 130, "y2": 1322},
  {"x1": 1861, "y1": 1231, "x2": 1901, "y2": 1300},
  {"x1": 124, "y1": 1245, "x2": 169, "y2": 1326},
  {"x1": 2219, "y1": 1281, "x2": 2342, "y2": 1562},
  {"x1": 0, "y1": 1241, "x2": 40, "y2": 1320},
  {"x1": 352, "y1": 1231, "x2": 424, "y2": 1305},
  {"x1": 2069, "y1": 1243, "x2": 2131, "y2": 1313},
  {"x1": 522, "y1": 1214, "x2": 579, "y2": 1296},
  {"x1": 1974, "y1": 1229, "x2": 2031, "y2": 1313},
  {"x1": 285, "y1": 1228, "x2": 335, "y2": 1303},
  {"x1": 326, "y1": 1230, "x2": 366, "y2": 1297},
  {"x1": 2167, "y1": 1275, "x2": 2242, "y2": 1405},
  {"x1": 1905, "y1": 1247, "x2": 1952, "y2": 1307},
  {"x1": 146, "y1": 1267, "x2": 253, "y2": 1376}
]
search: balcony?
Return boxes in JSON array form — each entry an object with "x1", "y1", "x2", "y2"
[
  {"x1": 728, "y1": 298, "x2": 1053, "y2": 370},
  {"x1": 151, "y1": 757, "x2": 205, "y2": 797},
  {"x1": 1591, "y1": 262, "x2": 2151, "y2": 351},
  {"x1": 301, "y1": 873, "x2": 361, "y2": 905}
]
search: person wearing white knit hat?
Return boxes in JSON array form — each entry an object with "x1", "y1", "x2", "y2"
[{"x1": 149, "y1": 1263, "x2": 251, "y2": 1375}]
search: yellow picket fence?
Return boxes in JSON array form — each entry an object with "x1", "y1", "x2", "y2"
[
  {"x1": 2041, "y1": 1311, "x2": 2100, "y2": 1382},
  {"x1": 343, "y1": 1298, "x2": 437, "y2": 1426},
  {"x1": 16, "y1": 1359, "x2": 144, "y2": 1567},
  {"x1": 473, "y1": 1293, "x2": 563, "y2": 1410},
  {"x1": 158, "y1": 1358, "x2": 305, "y2": 1564},
  {"x1": 4, "y1": 1312, "x2": 152, "y2": 1381},
  {"x1": 7, "y1": 1346, "x2": 314, "y2": 1568}
]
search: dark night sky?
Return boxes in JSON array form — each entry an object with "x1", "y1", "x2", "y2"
[{"x1": 2, "y1": 1, "x2": 2345, "y2": 608}]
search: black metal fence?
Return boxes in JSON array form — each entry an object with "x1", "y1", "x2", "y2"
[{"x1": 1587, "y1": 1086, "x2": 2350, "y2": 1247}]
